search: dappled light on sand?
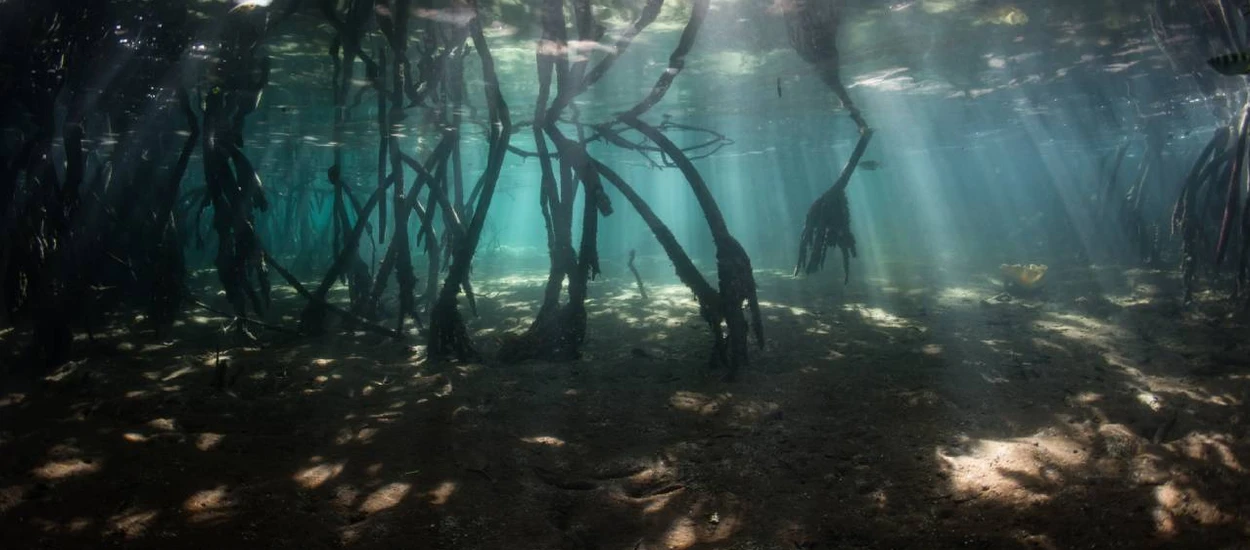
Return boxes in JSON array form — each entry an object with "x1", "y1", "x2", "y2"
[
  {"x1": 668, "y1": 391, "x2": 729, "y2": 416},
  {"x1": 425, "y1": 481, "x2": 457, "y2": 506},
  {"x1": 845, "y1": 304, "x2": 921, "y2": 330},
  {"x1": 294, "y1": 460, "x2": 346, "y2": 489},
  {"x1": 521, "y1": 435, "x2": 566, "y2": 447},
  {"x1": 146, "y1": 417, "x2": 179, "y2": 431},
  {"x1": 160, "y1": 365, "x2": 195, "y2": 381},
  {"x1": 3, "y1": 259, "x2": 1250, "y2": 548},
  {"x1": 359, "y1": 482, "x2": 412, "y2": 514},
  {"x1": 937, "y1": 436, "x2": 1086, "y2": 505},
  {"x1": 936, "y1": 286, "x2": 984, "y2": 306},
  {"x1": 105, "y1": 509, "x2": 159, "y2": 540},
  {"x1": 32, "y1": 459, "x2": 101, "y2": 480},
  {"x1": 658, "y1": 496, "x2": 741, "y2": 549},
  {"x1": 1176, "y1": 433, "x2": 1245, "y2": 472},
  {"x1": 0, "y1": 486, "x2": 27, "y2": 513},
  {"x1": 183, "y1": 485, "x2": 236, "y2": 524},
  {"x1": 196, "y1": 432, "x2": 225, "y2": 451},
  {"x1": 1153, "y1": 482, "x2": 1236, "y2": 537},
  {"x1": 668, "y1": 391, "x2": 782, "y2": 427}
]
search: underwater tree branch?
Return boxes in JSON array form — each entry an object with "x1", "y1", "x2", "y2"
[
  {"x1": 623, "y1": 116, "x2": 763, "y2": 379},
  {"x1": 300, "y1": 173, "x2": 396, "y2": 334},
  {"x1": 593, "y1": 159, "x2": 725, "y2": 354},
  {"x1": 618, "y1": 0, "x2": 709, "y2": 120}
]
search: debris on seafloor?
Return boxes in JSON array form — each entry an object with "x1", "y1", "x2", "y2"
[
  {"x1": 982, "y1": 292, "x2": 1014, "y2": 306},
  {"x1": 1000, "y1": 263, "x2": 1048, "y2": 292}
]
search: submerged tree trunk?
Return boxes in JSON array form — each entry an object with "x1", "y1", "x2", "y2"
[
  {"x1": 427, "y1": 7, "x2": 513, "y2": 361},
  {"x1": 1173, "y1": 102, "x2": 1250, "y2": 305},
  {"x1": 497, "y1": 0, "x2": 614, "y2": 363},
  {"x1": 0, "y1": 0, "x2": 757, "y2": 378},
  {"x1": 199, "y1": 3, "x2": 275, "y2": 338},
  {"x1": 495, "y1": 0, "x2": 762, "y2": 379}
]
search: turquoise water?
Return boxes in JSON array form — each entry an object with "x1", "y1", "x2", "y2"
[{"x1": 1, "y1": 0, "x2": 1245, "y2": 355}]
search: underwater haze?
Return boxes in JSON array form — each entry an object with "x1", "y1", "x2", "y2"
[{"x1": 3, "y1": 0, "x2": 1250, "y2": 548}]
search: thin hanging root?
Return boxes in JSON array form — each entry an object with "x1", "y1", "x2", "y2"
[
  {"x1": 300, "y1": 171, "x2": 395, "y2": 332},
  {"x1": 1172, "y1": 99, "x2": 1248, "y2": 304},
  {"x1": 360, "y1": 135, "x2": 456, "y2": 322},
  {"x1": 264, "y1": 251, "x2": 402, "y2": 339},
  {"x1": 794, "y1": 130, "x2": 871, "y2": 281},
  {"x1": 185, "y1": 291, "x2": 299, "y2": 336},
  {"x1": 1215, "y1": 104, "x2": 1250, "y2": 265},
  {"x1": 786, "y1": 0, "x2": 873, "y2": 285},
  {"x1": 627, "y1": 250, "x2": 648, "y2": 301}
]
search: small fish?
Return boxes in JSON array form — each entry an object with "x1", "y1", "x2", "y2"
[
  {"x1": 859, "y1": 160, "x2": 882, "y2": 170},
  {"x1": 777, "y1": 77, "x2": 782, "y2": 98},
  {"x1": 1207, "y1": 52, "x2": 1250, "y2": 75}
]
